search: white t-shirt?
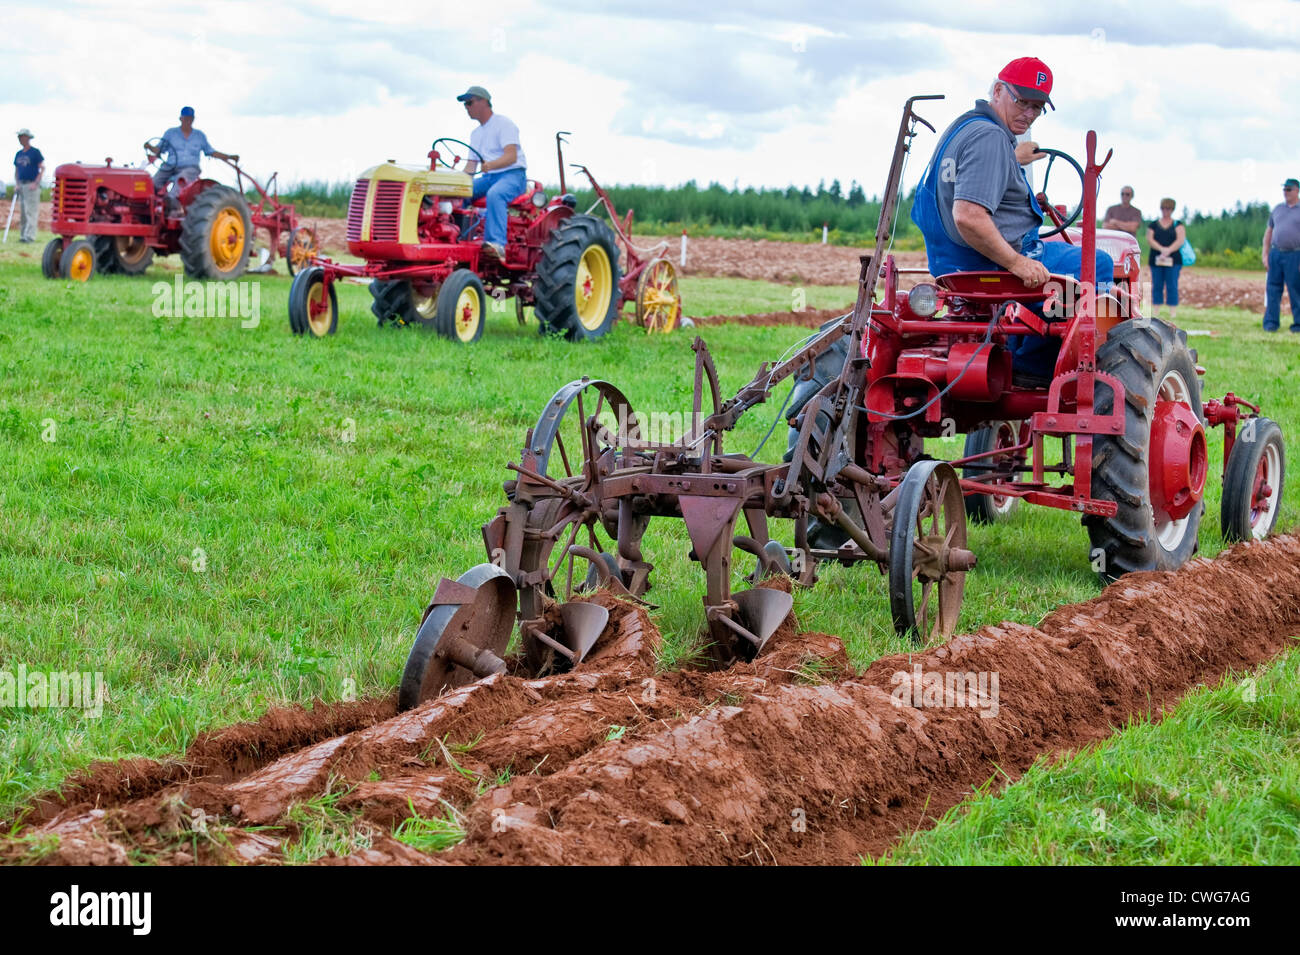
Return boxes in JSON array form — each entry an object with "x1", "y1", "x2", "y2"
[{"x1": 469, "y1": 113, "x2": 526, "y2": 171}]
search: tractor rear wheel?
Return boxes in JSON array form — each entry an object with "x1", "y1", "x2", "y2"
[
  {"x1": 180, "y1": 185, "x2": 252, "y2": 279},
  {"x1": 92, "y1": 235, "x2": 154, "y2": 275},
  {"x1": 59, "y1": 239, "x2": 96, "y2": 282},
  {"x1": 434, "y1": 269, "x2": 486, "y2": 343},
  {"x1": 1086, "y1": 318, "x2": 1206, "y2": 583},
  {"x1": 41, "y1": 238, "x2": 64, "y2": 279},
  {"x1": 534, "y1": 214, "x2": 622, "y2": 341}
]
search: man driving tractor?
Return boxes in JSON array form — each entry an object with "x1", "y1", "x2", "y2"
[
  {"x1": 456, "y1": 85, "x2": 527, "y2": 261},
  {"x1": 911, "y1": 57, "x2": 1113, "y2": 382},
  {"x1": 146, "y1": 106, "x2": 238, "y2": 207}
]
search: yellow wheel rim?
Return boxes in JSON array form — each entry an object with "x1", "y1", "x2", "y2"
[
  {"x1": 210, "y1": 207, "x2": 246, "y2": 272},
  {"x1": 412, "y1": 282, "x2": 439, "y2": 321},
  {"x1": 116, "y1": 235, "x2": 149, "y2": 266},
  {"x1": 455, "y1": 287, "x2": 481, "y2": 342},
  {"x1": 575, "y1": 244, "x2": 613, "y2": 331},
  {"x1": 306, "y1": 281, "x2": 333, "y2": 337},
  {"x1": 290, "y1": 230, "x2": 317, "y2": 270},
  {"x1": 637, "y1": 259, "x2": 681, "y2": 333},
  {"x1": 69, "y1": 247, "x2": 94, "y2": 282}
]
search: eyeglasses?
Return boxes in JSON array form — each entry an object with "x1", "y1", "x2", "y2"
[
  {"x1": 1011, "y1": 96, "x2": 1045, "y2": 117},
  {"x1": 1285, "y1": 186, "x2": 1298, "y2": 192}
]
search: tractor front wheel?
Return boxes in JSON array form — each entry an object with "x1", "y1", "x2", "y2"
[
  {"x1": 963, "y1": 420, "x2": 1027, "y2": 523},
  {"x1": 434, "y1": 270, "x2": 486, "y2": 343},
  {"x1": 59, "y1": 239, "x2": 96, "y2": 282},
  {"x1": 1086, "y1": 318, "x2": 1206, "y2": 582},
  {"x1": 534, "y1": 214, "x2": 622, "y2": 341},
  {"x1": 288, "y1": 267, "x2": 338, "y2": 338},
  {"x1": 92, "y1": 235, "x2": 154, "y2": 275},
  {"x1": 1221, "y1": 417, "x2": 1284, "y2": 542},
  {"x1": 41, "y1": 238, "x2": 64, "y2": 279},
  {"x1": 180, "y1": 185, "x2": 252, "y2": 279}
]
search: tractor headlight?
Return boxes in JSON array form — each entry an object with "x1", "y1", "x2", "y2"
[
  {"x1": 907, "y1": 283, "x2": 939, "y2": 318},
  {"x1": 438, "y1": 200, "x2": 454, "y2": 215},
  {"x1": 531, "y1": 190, "x2": 548, "y2": 208}
]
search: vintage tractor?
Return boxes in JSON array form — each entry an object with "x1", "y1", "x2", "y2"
[
  {"x1": 287, "y1": 133, "x2": 682, "y2": 343},
  {"x1": 393, "y1": 96, "x2": 1286, "y2": 711},
  {"x1": 41, "y1": 143, "x2": 313, "y2": 282}
]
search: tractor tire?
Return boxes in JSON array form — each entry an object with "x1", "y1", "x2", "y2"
[
  {"x1": 288, "y1": 266, "x2": 338, "y2": 338},
  {"x1": 91, "y1": 235, "x2": 154, "y2": 276},
  {"x1": 434, "y1": 269, "x2": 486, "y2": 344},
  {"x1": 59, "y1": 238, "x2": 96, "y2": 282},
  {"x1": 963, "y1": 421, "x2": 1026, "y2": 523},
  {"x1": 41, "y1": 238, "x2": 64, "y2": 279},
  {"x1": 1221, "y1": 417, "x2": 1284, "y2": 542},
  {"x1": 1085, "y1": 318, "x2": 1204, "y2": 583},
  {"x1": 180, "y1": 185, "x2": 252, "y2": 279},
  {"x1": 368, "y1": 279, "x2": 441, "y2": 329},
  {"x1": 534, "y1": 214, "x2": 622, "y2": 341}
]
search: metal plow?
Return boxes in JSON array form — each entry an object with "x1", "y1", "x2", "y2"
[{"x1": 397, "y1": 96, "x2": 977, "y2": 711}]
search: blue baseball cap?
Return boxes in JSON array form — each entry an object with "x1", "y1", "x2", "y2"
[{"x1": 180, "y1": 106, "x2": 195, "y2": 117}]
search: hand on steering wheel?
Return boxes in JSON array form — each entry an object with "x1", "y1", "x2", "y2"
[
  {"x1": 430, "y1": 137, "x2": 485, "y2": 172},
  {"x1": 142, "y1": 137, "x2": 164, "y2": 167},
  {"x1": 1033, "y1": 148, "x2": 1086, "y2": 239}
]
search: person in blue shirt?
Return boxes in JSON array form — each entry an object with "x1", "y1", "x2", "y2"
[
  {"x1": 13, "y1": 128, "x2": 44, "y2": 243},
  {"x1": 145, "y1": 106, "x2": 238, "y2": 202}
]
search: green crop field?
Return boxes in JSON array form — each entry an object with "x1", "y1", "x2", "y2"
[{"x1": 1, "y1": 237, "x2": 1298, "y2": 860}]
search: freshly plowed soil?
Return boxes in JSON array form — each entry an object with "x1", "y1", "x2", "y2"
[{"x1": 5, "y1": 537, "x2": 1300, "y2": 866}]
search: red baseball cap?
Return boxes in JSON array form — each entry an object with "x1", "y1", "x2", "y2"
[{"x1": 998, "y1": 57, "x2": 1055, "y2": 110}]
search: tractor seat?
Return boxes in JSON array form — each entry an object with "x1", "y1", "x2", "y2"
[
  {"x1": 936, "y1": 271, "x2": 1081, "y2": 302},
  {"x1": 467, "y1": 181, "x2": 543, "y2": 209}
]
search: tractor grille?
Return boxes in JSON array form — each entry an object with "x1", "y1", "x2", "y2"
[
  {"x1": 345, "y1": 179, "x2": 369, "y2": 243},
  {"x1": 369, "y1": 180, "x2": 404, "y2": 242},
  {"x1": 54, "y1": 178, "x2": 90, "y2": 223}
]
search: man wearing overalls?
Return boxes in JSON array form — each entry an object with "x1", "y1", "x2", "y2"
[{"x1": 911, "y1": 58, "x2": 1113, "y2": 382}]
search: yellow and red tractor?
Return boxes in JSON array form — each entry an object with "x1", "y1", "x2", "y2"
[{"x1": 287, "y1": 133, "x2": 681, "y2": 343}]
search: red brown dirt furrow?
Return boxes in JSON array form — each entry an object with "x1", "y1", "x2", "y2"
[{"x1": 4, "y1": 536, "x2": 1299, "y2": 865}]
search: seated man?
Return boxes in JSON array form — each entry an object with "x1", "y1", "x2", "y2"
[
  {"x1": 456, "y1": 85, "x2": 527, "y2": 260},
  {"x1": 911, "y1": 57, "x2": 1113, "y2": 381},
  {"x1": 146, "y1": 106, "x2": 238, "y2": 206}
]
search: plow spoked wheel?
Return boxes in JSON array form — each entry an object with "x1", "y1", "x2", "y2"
[
  {"x1": 434, "y1": 269, "x2": 486, "y2": 343},
  {"x1": 59, "y1": 239, "x2": 96, "y2": 282},
  {"x1": 180, "y1": 185, "x2": 252, "y2": 279},
  {"x1": 288, "y1": 267, "x2": 338, "y2": 337},
  {"x1": 398, "y1": 563, "x2": 516, "y2": 711},
  {"x1": 41, "y1": 238, "x2": 64, "y2": 279},
  {"x1": 92, "y1": 235, "x2": 154, "y2": 275},
  {"x1": 285, "y1": 225, "x2": 318, "y2": 276},
  {"x1": 534, "y1": 215, "x2": 623, "y2": 341},
  {"x1": 963, "y1": 420, "x2": 1027, "y2": 523},
  {"x1": 889, "y1": 461, "x2": 973, "y2": 644},
  {"x1": 1221, "y1": 418, "x2": 1285, "y2": 542},
  {"x1": 1087, "y1": 319, "x2": 1204, "y2": 582},
  {"x1": 635, "y1": 257, "x2": 681, "y2": 333}
]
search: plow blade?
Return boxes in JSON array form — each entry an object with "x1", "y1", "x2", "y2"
[
  {"x1": 558, "y1": 601, "x2": 611, "y2": 664},
  {"x1": 733, "y1": 588, "x2": 793, "y2": 655}
]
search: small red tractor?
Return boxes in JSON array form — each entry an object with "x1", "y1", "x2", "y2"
[
  {"x1": 392, "y1": 96, "x2": 1286, "y2": 710},
  {"x1": 42, "y1": 141, "x2": 315, "y2": 282},
  {"x1": 287, "y1": 133, "x2": 682, "y2": 343}
]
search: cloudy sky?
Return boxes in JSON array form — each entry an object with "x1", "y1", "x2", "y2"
[{"x1": 4, "y1": 1, "x2": 1297, "y2": 219}]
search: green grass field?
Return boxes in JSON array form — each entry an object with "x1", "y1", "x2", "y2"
[{"x1": 1, "y1": 237, "x2": 1297, "y2": 861}]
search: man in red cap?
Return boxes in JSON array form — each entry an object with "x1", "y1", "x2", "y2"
[{"x1": 911, "y1": 57, "x2": 1113, "y2": 381}]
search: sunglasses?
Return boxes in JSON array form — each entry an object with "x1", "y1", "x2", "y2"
[{"x1": 1121, "y1": 192, "x2": 1133, "y2": 197}]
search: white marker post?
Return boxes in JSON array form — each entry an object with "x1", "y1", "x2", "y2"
[
  {"x1": 822, "y1": 222, "x2": 828, "y2": 245},
  {"x1": 680, "y1": 229, "x2": 687, "y2": 268}
]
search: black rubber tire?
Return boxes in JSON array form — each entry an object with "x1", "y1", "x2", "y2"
[
  {"x1": 58, "y1": 238, "x2": 96, "y2": 281},
  {"x1": 91, "y1": 234, "x2": 154, "y2": 276},
  {"x1": 1221, "y1": 417, "x2": 1285, "y2": 542},
  {"x1": 963, "y1": 421, "x2": 1024, "y2": 523},
  {"x1": 288, "y1": 266, "x2": 338, "y2": 337},
  {"x1": 1085, "y1": 318, "x2": 1204, "y2": 583},
  {"x1": 368, "y1": 278, "x2": 441, "y2": 329},
  {"x1": 41, "y1": 238, "x2": 64, "y2": 279},
  {"x1": 179, "y1": 185, "x2": 252, "y2": 279},
  {"x1": 534, "y1": 214, "x2": 622, "y2": 341},
  {"x1": 434, "y1": 269, "x2": 486, "y2": 343}
]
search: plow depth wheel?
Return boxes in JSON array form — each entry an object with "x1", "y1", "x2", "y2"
[
  {"x1": 889, "y1": 461, "x2": 973, "y2": 644},
  {"x1": 963, "y1": 420, "x2": 1027, "y2": 523},
  {"x1": 1221, "y1": 417, "x2": 1285, "y2": 542},
  {"x1": 635, "y1": 257, "x2": 681, "y2": 333},
  {"x1": 285, "y1": 225, "x2": 318, "y2": 276},
  {"x1": 534, "y1": 214, "x2": 623, "y2": 341},
  {"x1": 1087, "y1": 319, "x2": 1204, "y2": 582},
  {"x1": 288, "y1": 267, "x2": 338, "y2": 337},
  {"x1": 59, "y1": 239, "x2": 96, "y2": 282},
  {"x1": 180, "y1": 185, "x2": 252, "y2": 279}
]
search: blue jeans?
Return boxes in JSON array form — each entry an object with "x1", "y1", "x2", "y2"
[
  {"x1": 471, "y1": 168, "x2": 527, "y2": 246},
  {"x1": 1150, "y1": 261, "x2": 1182, "y2": 306},
  {"x1": 1263, "y1": 248, "x2": 1300, "y2": 331},
  {"x1": 1010, "y1": 240, "x2": 1115, "y2": 378}
]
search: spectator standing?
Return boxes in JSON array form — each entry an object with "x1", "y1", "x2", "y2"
[
  {"x1": 13, "y1": 128, "x2": 44, "y2": 243},
  {"x1": 1146, "y1": 198, "x2": 1185, "y2": 320},
  {"x1": 1102, "y1": 185, "x2": 1142, "y2": 237},
  {"x1": 1261, "y1": 178, "x2": 1300, "y2": 333}
]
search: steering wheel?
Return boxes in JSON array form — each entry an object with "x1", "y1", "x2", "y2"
[
  {"x1": 142, "y1": 136, "x2": 165, "y2": 168},
  {"x1": 1034, "y1": 148, "x2": 1085, "y2": 239},
  {"x1": 430, "y1": 137, "x2": 485, "y2": 172}
]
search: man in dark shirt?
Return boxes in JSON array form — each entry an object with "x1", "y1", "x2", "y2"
[
  {"x1": 1261, "y1": 178, "x2": 1300, "y2": 332},
  {"x1": 1102, "y1": 186, "x2": 1142, "y2": 236},
  {"x1": 12, "y1": 128, "x2": 44, "y2": 243}
]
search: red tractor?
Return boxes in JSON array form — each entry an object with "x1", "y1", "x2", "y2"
[
  {"x1": 42, "y1": 142, "x2": 314, "y2": 282},
  {"x1": 287, "y1": 133, "x2": 682, "y2": 343}
]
